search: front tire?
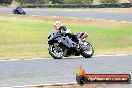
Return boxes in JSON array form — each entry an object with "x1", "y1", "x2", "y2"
[
  {"x1": 81, "y1": 42, "x2": 94, "y2": 58},
  {"x1": 48, "y1": 43, "x2": 64, "y2": 59}
]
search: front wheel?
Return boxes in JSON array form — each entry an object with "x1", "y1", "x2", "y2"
[
  {"x1": 48, "y1": 43, "x2": 64, "y2": 59},
  {"x1": 81, "y1": 42, "x2": 94, "y2": 58}
]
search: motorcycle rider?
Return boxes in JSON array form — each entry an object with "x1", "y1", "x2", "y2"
[
  {"x1": 48, "y1": 21, "x2": 93, "y2": 59},
  {"x1": 54, "y1": 21, "x2": 79, "y2": 43},
  {"x1": 15, "y1": 6, "x2": 23, "y2": 13}
]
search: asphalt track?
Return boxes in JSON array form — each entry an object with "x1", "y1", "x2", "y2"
[
  {"x1": 0, "y1": 9, "x2": 132, "y2": 22},
  {"x1": 0, "y1": 55, "x2": 132, "y2": 87}
]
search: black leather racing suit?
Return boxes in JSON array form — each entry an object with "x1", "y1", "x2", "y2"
[{"x1": 58, "y1": 26, "x2": 79, "y2": 43}]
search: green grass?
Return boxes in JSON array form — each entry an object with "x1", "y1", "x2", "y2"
[{"x1": 0, "y1": 15, "x2": 132, "y2": 59}]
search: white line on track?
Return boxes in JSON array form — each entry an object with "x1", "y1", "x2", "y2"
[
  {"x1": 93, "y1": 54, "x2": 132, "y2": 57},
  {"x1": 3, "y1": 79, "x2": 132, "y2": 88},
  {"x1": 0, "y1": 82, "x2": 77, "y2": 88},
  {"x1": 26, "y1": 82, "x2": 77, "y2": 87},
  {"x1": 0, "y1": 54, "x2": 132, "y2": 62}
]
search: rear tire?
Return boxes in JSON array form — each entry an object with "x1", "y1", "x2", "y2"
[
  {"x1": 48, "y1": 44, "x2": 64, "y2": 59},
  {"x1": 81, "y1": 42, "x2": 94, "y2": 58},
  {"x1": 23, "y1": 12, "x2": 26, "y2": 15}
]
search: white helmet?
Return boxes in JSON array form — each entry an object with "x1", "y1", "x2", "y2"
[{"x1": 54, "y1": 21, "x2": 62, "y2": 30}]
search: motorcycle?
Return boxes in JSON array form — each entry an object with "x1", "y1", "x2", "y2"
[
  {"x1": 48, "y1": 28, "x2": 94, "y2": 59},
  {"x1": 13, "y1": 8, "x2": 26, "y2": 15}
]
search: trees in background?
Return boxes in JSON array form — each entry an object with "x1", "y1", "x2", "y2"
[
  {"x1": 12, "y1": 0, "x2": 93, "y2": 5},
  {"x1": 15, "y1": 0, "x2": 49, "y2": 5},
  {"x1": 100, "y1": 0, "x2": 119, "y2": 4},
  {"x1": 64, "y1": 0, "x2": 92, "y2": 4},
  {"x1": 0, "y1": 0, "x2": 13, "y2": 4},
  {"x1": 50, "y1": 0, "x2": 64, "y2": 4},
  {"x1": 0, "y1": 0, "x2": 120, "y2": 5}
]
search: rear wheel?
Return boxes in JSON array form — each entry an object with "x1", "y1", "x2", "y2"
[
  {"x1": 81, "y1": 42, "x2": 94, "y2": 58},
  {"x1": 48, "y1": 43, "x2": 64, "y2": 59},
  {"x1": 23, "y1": 12, "x2": 26, "y2": 15}
]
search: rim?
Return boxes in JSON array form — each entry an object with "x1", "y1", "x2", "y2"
[
  {"x1": 50, "y1": 44, "x2": 63, "y2": 57},
  {"x1": 83, "y1": 42, "x2": 93, "y2": 55}
]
